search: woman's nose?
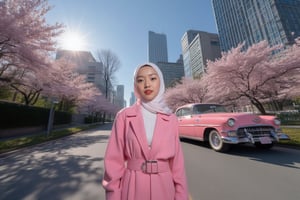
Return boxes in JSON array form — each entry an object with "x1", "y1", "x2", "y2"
[{"x1": 144, "y1": 79, "x2": 150, "y2": 88}]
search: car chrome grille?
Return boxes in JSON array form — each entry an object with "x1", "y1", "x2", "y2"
[{"x1": 237, "y1": 126, "x2": 275, "y2": 138}]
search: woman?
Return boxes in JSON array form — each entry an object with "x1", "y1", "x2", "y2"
[{"x1": 102, "y1": 63, "x2": 189, "y2": 200}]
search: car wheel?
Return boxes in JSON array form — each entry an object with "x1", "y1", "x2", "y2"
[
  {"x1": 209, "y1": 130, "x2": 230, "y2": 152},
  {"x1": 255, "y1": 143, "x2": 274, "y2": 149}
]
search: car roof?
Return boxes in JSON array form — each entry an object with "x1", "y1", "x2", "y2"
[{"x1": 176, "y1": 103, "x2": 222, "y2": 110}]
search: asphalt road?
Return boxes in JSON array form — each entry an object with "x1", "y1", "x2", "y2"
[
  {"x1": 1, "y1": 123, "x2": 300, "y2": 200},
  {"x1": 0, "y1": 123, "x2": 112, "y2": 200},
  {"x1": 182, "y1": 138, "x2": 300, "y2": 200}
]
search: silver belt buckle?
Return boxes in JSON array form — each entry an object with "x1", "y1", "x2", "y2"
[{"x1": 142, "y1": 160, "x2": 158, "y2": 174}]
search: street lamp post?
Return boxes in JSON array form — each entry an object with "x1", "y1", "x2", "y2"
[{"x1": 47, "y1": 100, "x2": 59, "y2": 137}]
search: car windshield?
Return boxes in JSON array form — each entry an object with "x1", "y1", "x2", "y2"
[{"x1": 193, "y1": 104, "x2": 227, "y2": 114}]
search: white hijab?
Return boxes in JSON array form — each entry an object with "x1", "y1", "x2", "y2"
[{"x1": 133, "y1": 62, "x2": 172, "y2": 115}]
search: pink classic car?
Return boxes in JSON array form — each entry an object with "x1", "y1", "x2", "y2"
[{"x1": 175, "y1": 103, "x2": 290, "y2": 152}]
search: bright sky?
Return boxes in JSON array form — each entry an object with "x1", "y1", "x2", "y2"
[{"x1": 46, "y1": 0, "x2": 218, "y2": 105}]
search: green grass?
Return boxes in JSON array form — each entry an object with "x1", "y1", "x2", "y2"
[
  {"x1": 279, "y1": 127, "x2": 300, "y2": 147},
  {"x1": 0, "y1": 124, "x2": 101, "y2": 154}
]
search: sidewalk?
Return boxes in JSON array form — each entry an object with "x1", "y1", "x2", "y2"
[{"x1": 0, "y1": 122, "x2": 103, "y2": 142}]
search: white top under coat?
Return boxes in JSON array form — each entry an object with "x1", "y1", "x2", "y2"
[{"x1": 141, "y1": 105, "x2": 156, "y2": 146}]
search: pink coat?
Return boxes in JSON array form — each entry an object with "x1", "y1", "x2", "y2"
[{"x1": 102, "y1": 103, "x2": 189, "y2": 200}]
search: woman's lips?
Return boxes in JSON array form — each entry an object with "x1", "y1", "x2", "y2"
[{"x1": 144, "y1": 90, "x2": 153, "y2": 95}]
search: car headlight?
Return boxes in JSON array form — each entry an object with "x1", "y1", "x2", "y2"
[
  {"x1": 274, "y1": 118, "x2": 281, "y2": 125},
  {"x1": 227, "y1": 118, "x2": 235, "y2": 127}
]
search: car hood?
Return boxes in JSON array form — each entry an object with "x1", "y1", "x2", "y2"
[
  {"x1": 197, "y1": 112, "x2": 275, "y2": 126},
  {"x1": 201, "y1": 112, "x2": 257, "y2": 118}
]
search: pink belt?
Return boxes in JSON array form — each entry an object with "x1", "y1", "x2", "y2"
[{"x1": 127, "y1": 159, "x2": 170, "y2": 174}]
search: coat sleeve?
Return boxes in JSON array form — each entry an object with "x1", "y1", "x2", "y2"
[
  {"x1": 102, "y1": 112, "x2": 126, "y2": 200},
  {"x1": 169, "y1": 114, "x2": 189, "y2": 200}
]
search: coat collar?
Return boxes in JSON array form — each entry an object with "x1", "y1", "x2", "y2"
[
  {"x1": 126, "y1": 103, "x2": 171, "y2": 159},
  {"x1": 125, "y1": 103, "x2": 171, "y2": 120}
]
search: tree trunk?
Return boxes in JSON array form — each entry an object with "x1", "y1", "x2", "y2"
[{"x1": 250, "y1": 98, "x2": 266, "y2": 114}]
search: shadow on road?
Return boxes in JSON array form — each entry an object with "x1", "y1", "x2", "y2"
[
  {"x1": 180, "y1": 138, "x2": 300, "y2": 169},
  {"x1": 230, "y1": 145, "x2": 300, "y2": 169},
  {"x1": 0, "y1": 126, "x2": 110, "y2": 200},
  {"x1": 180, "y1": 138, "x2": 210, "y2": 148}
]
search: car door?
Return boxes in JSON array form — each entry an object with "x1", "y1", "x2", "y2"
[
  {"x1": 176, "y1": 107, "x2": 194, "y2": 137},
  {"x1": 191, "y1": 106, "x2": 203, "y2": 137}
]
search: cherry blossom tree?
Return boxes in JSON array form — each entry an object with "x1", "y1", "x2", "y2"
[
  {"x1": 274, "y1": 38, "x2": 300, "y2": 98},
  {"x1": 79, "y1": 94, "x2": 119, "y2": 118},
  {"x1": 165, "y1": 39, "x2": 300, "y2": 114},
  {"x1": 5, "y1": 58, "x2": 73, "y2": 106},
  {"x1": 43, "y1": 58, "x2": 94, "y2": 112},
  {"x1": 165, "y1": 77, "x2": 208, "y2": 112},
  {"x1": 43, "y1": 58, "x2": 77, "y2": 97},
  {"x1": 9, "y1": 68, "x2": 45, "y2": 105},
  {"x1": 204, "y1": 39, "x2": 300, "y2": 114},
  {"x1": 263, "y1": 38, "x2": 300, "y2": 111},
  {"x1": 0, "y1": 0, "x2": 119, "y2": 118},
  {"x1": 0, "y1": 0, "x2": 63, "y2": 84},
  {"x1": 45, "y1": 58, "x2": 119, "y2": 115}
]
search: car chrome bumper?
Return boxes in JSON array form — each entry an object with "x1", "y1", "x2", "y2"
[
  {"x1": 277, "y1": 133, "x2": 290, "y2": 140},
  {"x1": 221, "y1": 132, "x2": 290, "y2": 144}
]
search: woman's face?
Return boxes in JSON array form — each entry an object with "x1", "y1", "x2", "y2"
[{"x1": 135, "y1": 65, "x2": 160, "y2": 102}]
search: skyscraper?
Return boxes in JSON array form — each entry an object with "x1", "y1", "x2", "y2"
[
  {"x1": 156, "y1": 60, "x2": 184, "y2": 88},
  {"x1": 212, "y1": 0, "x2": 300, "y2": 52},
  {"x1": 181, "y1": 30, "x2": 221, "y2": 78},
  {"x1": 148, "y1": 31, "x2": 168, "y2": 63},
  {"x1": 147, "y1": 31, "x2": 184, "y2": 88},
  {"x1": 115, "y1": 85, "x2": 125, "y2": 109},
  {"x1": 129, "y1": 92, "x2": 136, "y2": 106}
]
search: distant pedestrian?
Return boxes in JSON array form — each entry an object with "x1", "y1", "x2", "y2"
[{"x1": 102, "y1": 62, "x2": 189, "y2": 200}]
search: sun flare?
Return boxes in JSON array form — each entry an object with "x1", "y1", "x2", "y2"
[{"x1": 60, "y1": 31, "x2": 87, "y2": 51}]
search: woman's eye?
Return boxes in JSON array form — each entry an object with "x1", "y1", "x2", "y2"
[
  {"x1": 151, "y1": 77, "x2": 157, "y2": 81},
  {"x1": 137, "y1": 79, "x2": 143, "y2": 83}
]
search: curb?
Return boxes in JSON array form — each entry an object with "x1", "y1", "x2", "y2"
[{"x1": 0, "y1": 123, "x2": 105, "y2": 157}]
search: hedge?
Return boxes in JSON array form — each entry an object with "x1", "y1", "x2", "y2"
[
  {"x1": 278, "y1": 112, "x2": 300, "y2": 125},
  {"x1": 0, "y1": 101, "x2": 72, "y2": 129}
]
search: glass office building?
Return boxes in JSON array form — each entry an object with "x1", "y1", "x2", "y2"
[
  {"x1": 148, "y1": 31, "x2": 168, "y2": 63},
  {"x1": 212, "y1": 0, "x2": 300, "y2": 52},
  {"x1": 181, "y1": 30, "x2": 221, "y2": 78}
]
